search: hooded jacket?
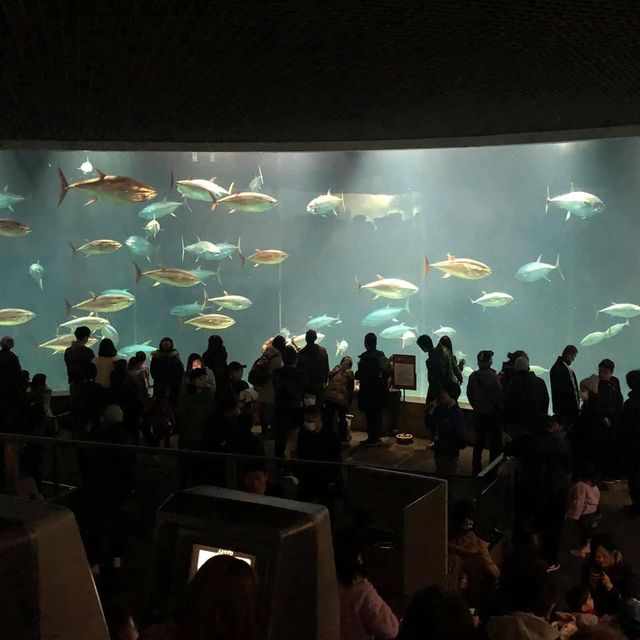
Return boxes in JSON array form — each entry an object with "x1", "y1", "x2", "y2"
[
  {"x1": 467, "y1": 366, "x2": 504, "y2": 415},
  {"x1": 150, "y1": 349, "x2": 184, "y2": 403}
]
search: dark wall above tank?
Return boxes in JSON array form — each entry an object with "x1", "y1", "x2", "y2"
[{"x1": 1, "y1": 0, "x2": 640, "y2": 148}]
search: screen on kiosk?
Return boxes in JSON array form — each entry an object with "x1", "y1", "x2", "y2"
[{"x1": 191, "y1": 544, "x2": 256, "y2": 576}]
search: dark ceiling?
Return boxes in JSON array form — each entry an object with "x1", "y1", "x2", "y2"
[{"x1": 0, "y1": 0, "x2": 639, "y2": 149}]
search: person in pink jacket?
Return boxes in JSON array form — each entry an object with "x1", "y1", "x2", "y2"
[
  {"x1": 567, "y1": 462, "x2": 601, "y2": 558},
  {"x1": 334, "y1": 532, "x2": 399, "y2": 640}
]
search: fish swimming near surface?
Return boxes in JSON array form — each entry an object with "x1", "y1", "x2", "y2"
[
  {"x1": 401, "y1": 330, "x2": 417, "y2": 349},
  {"x1": 29, "y1": 261, "x2": 45, "y2": 290},
  {"x1": 134, "y1": 263, "x2": 202, "y2": 288},
  {"x1": 424, "y1": 253, "x2": 492, "y2": 280},
  {"x1": 125, "y1": 235, "x2": 154, "y2": 262},
  {"x1": 181, "y1": 236, "x2": 221, "y2": 262},
  {"x1": 529, "y1": 365, "x2": 549, "y2": 376},
  {"x1": 306, "y1": 314, "x2": 342, "y2": 330},
  {"x1": 580, "y1": 331, "x2": 608, "y2": 347},
  {"x1": 0, "y1": 185, "x2": 24, "y2": 212},
  {"x1": 215, "y1": 191, "x2": 278, "y2": 214},
  {"x1": 361, "y1": 300, "x2": 411, "y2": 327},
  {"x1": 69, "y1": 239, "x2": 123, "y2": 258},
  {"x1": 138, "y1": 198, "x2": 183, "y2": 220},
  {"x1": 203, "y1": 290, "x2": 252, "y2": 312},
  {"x1": 58, "y1": 168, "x2": 157, "y2": 206},
  {"x1": 0, "y1": 218, "x2": 31, "y2": 237},
  {"x1": 597, "y1": 303, "x2": 640, "y2": 319},
  {"x1": 170, "y1": 301, "x2": 206, "y2": 318},
  {"x1": 307, "y1": 189, "x2": 344, "y2": 216},
  {"x1": 173, "y1": 175, "x2": 232, "y2": 210},
  {"x1": 58, "y1": 314, "x2": 110, "y2": 333},
  {"x1": 470, "y1": 291, "x2": 514, "y2": 309},
  {"x1": 433, "y1": 326, "x2": 457, "y2": 337},
  {"x1": 66, "y1": 291, "x2": 135, "y2": 314},
  {"x1": 247, "y1": 249, "x2": 288, "y2": 266},
  {"x1": 100, "y1": 323, "x2": 120, "y2": 346},
  {"x1": 117, "y1": 341, "x2": 156, "y2": 359},
  {"x1": 515, "y1": 255, "x2": 564, "y2": 283},
  {"x1": 546, "y1": 184, "x2": 604, "y2": 221},
  {"x1": 356, "y1": 275, "x2": 419, "y2": 300},
  {"x1": 0, "y1": 308, "x2": 35, "y2": 326},
  {"x1": 144, "y1": 218, "x2": 161, "y2": 238},
  {"x1": 184, "y1": 313, "x2": 236, "y2": 330},
  {"x1": 336, "y1": 339, "x2": 349, "y2": 358},
  {"x1": 248, "y1": 166, "x2": 264, "y2": 192},
  {"x1": 39, "y1": 333, "x2": 97, "y2": 354},
  {"x1": 604, "y1": 320, "x2": 630, "y2": 338},
  {"x1": 380, "y1": 323, "x2": 418, "y2": 340}
]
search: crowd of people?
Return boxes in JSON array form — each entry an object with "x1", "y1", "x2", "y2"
[{"x1": 2, "y1": 324, "x2": 640, "y2": 640}]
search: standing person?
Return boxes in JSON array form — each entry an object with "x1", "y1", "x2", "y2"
[
  {"x1": 621, "y1": 370, "x2": 640, "y2": 517},
  {"x1": 92, "y1": 338, "x2": 120, "y2": 387},
  {"x1": 0, "y1": 336, "x2": 22, "y2": 428},
  {"x1": 127, "y1": 352, "x2": 149, "y2": 403},
  {"x1": 177, "y1": 368, "x2": 217, "y2": 451},
  {"x1": 228, "y1": 361, "x2": 249, "y2": 397},
  {"x1": 64, "y1": 326, "x2": 95, "y2": 386},
  {"x1": 183, "y1": 352, "x2": 216, "y2": 391},
  {"x1": 467, "y1": 350, "x2": 504, "y2": 475},
  {"x1": 432, "y1": 382, "x2": 467, "y2": 475},
  {"x1": 325, "y1": 356, "x2": 355, "y2": 443},
  {"x1": 251, "y1": 335, "x2": 285, "y2": 433},
  {"x1": 272, "y1": 345, "x2": 305, "y2": 458},
  {"x1": 354, "y1": 333, "x2": 391, "y2": 446},
  {"x1": 417, "y1": 334, "x2": 437, "y2": 404},
  {"x1": 506, "y1": 356, "x2": 550, "y2": 435},
  {"x1": 296, "y1": 329, "x2": 330, "y2": 404},
  {"x1": 509, "y1": 415, "x2": 572, "y2": 573},
  {"x1": 567, "y1": 462, "x2": 601, "y2": 558},
  {"x1": 550, "y1": 345, "x2": 581, "y2": 427},
  {"x1": 150, "y1": 337, "x2": 184, "y2": 410},
  {"x1": 499, "y1": 349, "x2": 528, "y2": 392},
  {"x1": 202, "y1": 335, "x2": 231, "y2": 402},
  {"x1": 597, "y1": 359, "x2": 624, "y2": 483},
  {"x1": 440, "y1": 336, "x2": 464, "y2": 385}
]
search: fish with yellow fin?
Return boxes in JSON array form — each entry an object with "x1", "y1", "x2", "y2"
[
  {"x1": 424, "y1": 253, "x2": 492, "y2": 280},
  {"x1": 58, "y1": 168, "x2": 157, "y2": 206}
]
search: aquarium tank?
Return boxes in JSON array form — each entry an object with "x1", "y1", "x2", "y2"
[{"x1": 0, "y1": 140, "x2": 638, "y2": 398}]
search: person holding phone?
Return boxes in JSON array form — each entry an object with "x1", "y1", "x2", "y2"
[{"x1": 581, "y1": 534, "x2": 638, "y2": 616}]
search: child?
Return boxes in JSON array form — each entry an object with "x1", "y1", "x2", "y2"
[
  {"x1": 564, "y1": 585, "x2": 599, "y2": 627},
  {"x1": 567, "y1": 462, "x2": 601, "y2": 558},
  {"x1": 432, "y1": 381, "x2": 467, "y2": 476}
]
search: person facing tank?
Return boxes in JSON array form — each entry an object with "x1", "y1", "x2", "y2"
[
  {"x1": 355, "y1": 333, "x2": 391, "y2": 445},
  {"x1": 64, "y1": 326, "x2": 95, "y2": 386},
  {"x1": 296, "y1": 329, "x2": 330, "y2": 404},
  {"x1": 505, "y1": 356, "x2": 549, "y2": 436},
  {"x1": 150, "y1": 337, "x2": 184, "y2": 410}
]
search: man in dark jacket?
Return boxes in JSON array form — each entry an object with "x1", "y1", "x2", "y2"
[
  {"x1": 597, "y1": 358, "x2": 624, "y2": 482},
  {"x1": 296, "y1": 330, "x2": 330, "y2": 402},
  {"x1": 622, "y1": 370, "x2": 640, "y2": 516},
  {"x1": 506, "y1": 356, "x2": 550, "y2": 435},
  {"x1": 0, "y1": 336, "x2": 22, "y2": 423},
  {"x1": 432, "y1": 381, "x2": 467, "y2": 475},
  {"x1": 355, "y1": 333, "x2": 391, "y2": 445},
  {"x1": 550, "y1": 344, "x2": 580, "y2": 426},
  {"x1": 273, "y1": 346, "x2": 305, "y2": 458},
  {"x1": 150, "y1": 337, "x2": 184, "y2": 409},
  {"x1": 467, "y1": 350, "x2": 504, "y2": 474},
  {"x1": 64, "y1": 326, "x2": 95, "y2": 385}
]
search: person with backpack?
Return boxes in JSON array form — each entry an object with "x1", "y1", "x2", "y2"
[
  {"x1": 250, "y1": 335, "x2": 285, "y2": 433},
  {"x1": 355, "y1": 333, "x2": 391, "y2": 446},
  {"x1": 272, "y1": 346, "x2": 305, "y2": 458}
]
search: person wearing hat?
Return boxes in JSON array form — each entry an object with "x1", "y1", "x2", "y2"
[
  {"x1": 228, "y1": 361, "x2": 249, "y2": 397},
  {"x1": 550, "y1": 345, "x2": 581, "y2": 427},
  {"x1": 467, "y1": 350, "x2": 504, "y2": 475},
  {"x1": 505, "y1": 356, "x2": 550, "y2": 436}
]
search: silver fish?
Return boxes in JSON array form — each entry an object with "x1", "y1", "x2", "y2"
[
  {"x1": 546, "y1": 184, "x2": 604, "y2": 221},
  {"x1": 28, "y1": 260, "x2": 45, "y2": 290}
]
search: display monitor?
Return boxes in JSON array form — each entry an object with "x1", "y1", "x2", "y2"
[
  {"x1": 147, "y1": 486, "x2": 339, "y2": 640},
  {"x1": 190, "y1": 543, "x2": 256, "y2": 576}
]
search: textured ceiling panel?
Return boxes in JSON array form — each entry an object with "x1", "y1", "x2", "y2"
[{"x1": 0, "y1": 0, "x2": 639, "y2": 147}]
